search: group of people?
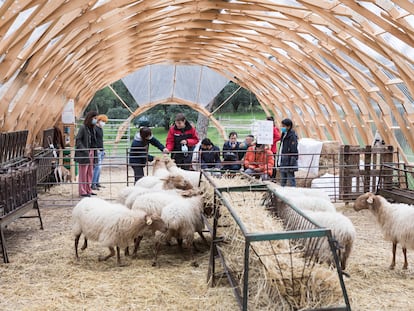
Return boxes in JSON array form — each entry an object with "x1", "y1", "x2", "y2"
[
  {"x1": 74, "y1": 111, "x2": 299, "y2": 197},
  {"x1": 128, "y1": 113, "x2": 299, "y2": 187}
]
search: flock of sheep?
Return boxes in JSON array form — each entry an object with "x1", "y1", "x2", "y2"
[
  {"x1": 71, "y1": 157, "x2": 414, "y2": 274},
  {"x1": 72, "y1": 157, "x2": 205, "y2": 267}
]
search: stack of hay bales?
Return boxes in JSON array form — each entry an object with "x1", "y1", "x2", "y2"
[
  {"x1": 208, "y1": 175, "x2": 343, "y2": 310},
  {"x1": 319, "y1": 141, "x2": 341, "y2": 176}
]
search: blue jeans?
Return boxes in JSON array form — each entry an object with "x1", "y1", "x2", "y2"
[
  {"x1": 92, "y1": 150, "x2": 104, "y2": 187},
  {"x1": 280, "y1": 170, "x2": 296, "y2": 187}
]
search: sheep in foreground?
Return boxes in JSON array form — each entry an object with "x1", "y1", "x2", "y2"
[
  {"x1": 126, "y1": 189, "x2": 203, "y2": 256},
  {"x1": 354, "y1": 192, "x2": 414, "y2": 270},
  {"x1": 303, "y1": 210, "x2": 356, "y2": 271},
  {"x1": 164, "y1": 157, "x2": 201, "y2": 187},
  {"x1": 72, "y1": 197, "x2": 167, "y2": 266},
  {"x1": 153, "y1": 194, "x2": 206, "y2": 267}
]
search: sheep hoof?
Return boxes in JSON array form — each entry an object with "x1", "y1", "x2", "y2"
[
  {"x1": 403, "y1": 265, "x2": 408, "y2": 270},
  {"x1": 389, "y1": 264, "x2": 395, "y2": 270},
  {"x1": 152, "y1": 261, "x2": 158, "y2": 267},
  {"x1": 117, "y1": 262, "x2": 129, "y2": 267},
  {"x1": 192, "y1": 261, "x2": 199, "y2": 267}
]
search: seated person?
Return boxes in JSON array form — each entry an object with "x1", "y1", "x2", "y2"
[
  {"x1": 238, "y1": 134, "x2": 255, "y2": 160},
  {"x1": 222, "y1": 131, "x2": 243, "y2": 171},
  {"x1": 200, "y1": 138, "x2": 221, "y2": 169},
  {"x1": 243, "y1": 143, "x2": 274, "y2": 180}
]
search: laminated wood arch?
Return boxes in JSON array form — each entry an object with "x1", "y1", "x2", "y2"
[{"x1": 0, "y1": 0, "x2": 413, "y2": 162}]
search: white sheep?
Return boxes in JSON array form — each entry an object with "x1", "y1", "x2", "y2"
[
  {"x1": 123, "y1": 175, "x2": 193, "y2": 208},
  {"x1": 72, "y1": 197, "x2": 167, "y2": 266},
  {"x1": 151, "y1": 156, "x2": 171, "y2": 178},
  {"x1": 165, "y1": 157, "x2": 202, "y2": 188},
  {"x1": 302, "y1": 210, "x2": 356, "y2": 271},
  {"x1": 268, "y1": 185, "x2": 336, "y2": 213},
  {"x1": 153, "y1": 194, "x2": 207, "y2": 267},
  {"x1": 354, "y1": 192, "x2": 414, "y2": 270}
]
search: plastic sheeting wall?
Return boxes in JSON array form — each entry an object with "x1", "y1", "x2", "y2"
[{"x1": 122, "y1": 64, "x2": 229, "y2": 107}]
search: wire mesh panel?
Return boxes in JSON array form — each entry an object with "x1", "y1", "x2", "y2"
[{"x1": 205, "y1": 174, "x2": 350, "y2": 311}]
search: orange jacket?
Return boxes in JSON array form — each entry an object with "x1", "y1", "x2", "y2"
[{"x1": 243, "y1": 146, "x2": 274, "y2": 176}]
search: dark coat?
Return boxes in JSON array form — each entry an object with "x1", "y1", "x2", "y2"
[
  {"x1": 278, "y1": 129, "x2": 298, "y2": 172},
  {"x1": 95, "y1": 126, "x2": 104, "y2": 150},
  {"x1": 129, "y1": 133, "x2": 165, "y2": 165},
  {"x1": 74, "y1": 125, "x2": 97, "y2": 164},
  {"x1": 222, "y1": 141, "x2": 242, "y2": 161},
  {"x1": 200, "y1": 145, "x2": 221, "y2": 169}
]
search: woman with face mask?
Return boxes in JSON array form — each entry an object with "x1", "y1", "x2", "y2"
[
  {"x1": 75, "y1": 110, "x2": 98, "y2": 197},
  {"x1": 277, "y1": 118, "x2": 299, "y2": 187},
  {"x1": 91, "y1": 114, "x2": 108, "y2": 190},
  {"x1": 129, "y1": 126, "x2": 169, "y2": 182}
]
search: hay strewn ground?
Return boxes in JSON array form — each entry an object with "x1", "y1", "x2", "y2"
[{"x1": 1, "y1": 167, "x2": 414, "y2": 310}]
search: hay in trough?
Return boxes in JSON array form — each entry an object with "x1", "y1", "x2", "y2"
[{"x1": 216, "y1": 191, "x2": 343, "y2": 310}]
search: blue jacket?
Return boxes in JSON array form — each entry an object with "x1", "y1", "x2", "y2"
[
  {"x1": 129, "y1": 133, "x2": 165, "y2": 165},
  {"x1": 200, "y1": 145, "x2": 221, "y2": 169}
]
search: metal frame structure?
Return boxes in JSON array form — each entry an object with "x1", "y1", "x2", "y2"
[{"x1": 203, "y1": 172, "x2": 351, "y2": 311}]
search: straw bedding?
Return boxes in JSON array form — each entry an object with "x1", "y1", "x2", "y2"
[
  {"x1": 1, "y1": 168, "x2": 414, "y2": 310},
  {"x1": 216, "y1": 190, "x2": 343, "y2": 310}
]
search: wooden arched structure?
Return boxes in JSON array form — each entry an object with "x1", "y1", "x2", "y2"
[{"x1": 0, "y1": 1, "x2": 413, "y2": 161}]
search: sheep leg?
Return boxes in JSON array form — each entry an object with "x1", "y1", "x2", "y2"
[
  {"x1": 402, "y1": 247, "x2": 408, "y2": 270},
  {"x1": 74, "y1": 234, "x2": 81, "y2": 260},
  {"x1": 81, "y1": 238, "x2": 88, "y2": 251},
  {"x1": 132, "y1": 236, "x2": 144, "y2": 258},
  {"x1": 99, "y1": 247, "x2": 115, "y2": 262},
  {"x1": 116, "y1": 246, "x2": 128, "y2": 267},
  {"x1": 124, "y1": 246, "x2": 130, "y2": 256},
  {"x1": 188, "y1": 240, "x2": 199, "y2": 267},
  {"x1": 197, "y1": 231, "x2": 209, "y2": 246},
  {"x1": 152, "y1": 241, "x2": 162, "y2": 267},
  {"x1": 390, "y1": 242, "x2": 397, "y2": 270}
]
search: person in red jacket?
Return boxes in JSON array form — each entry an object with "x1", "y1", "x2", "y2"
[
  {"x1": 243, "y1": 143, "x2": 274, "y2": 180},
  {"x1": 267, "y1": 116, "x2": 281, "y2": 178},
  {"x1": 166, "y1": 113, "x2": 200, "y2": 170},
  {"x1": 266, "y1": 116, "x2": 282, "y2": 154}
]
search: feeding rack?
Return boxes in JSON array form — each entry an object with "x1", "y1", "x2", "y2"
[{"x1": 203, "y1": 172, "x2": 351, "y2": 311}]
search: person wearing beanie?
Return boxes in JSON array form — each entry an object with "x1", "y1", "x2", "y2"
[
  {"x1": 277, "y1": 118, "x2": 298, "y2": 187},
  {"x1": 129, "y1": 126, "x2": 169, "y2": 182},
  {"x1": 91, "y1": 114, "x2": 108, "y2": 190}
]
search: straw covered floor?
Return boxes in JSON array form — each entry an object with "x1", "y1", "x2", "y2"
[{"x1": 1, "y1": 168, "x2": 414, "y2": 310}]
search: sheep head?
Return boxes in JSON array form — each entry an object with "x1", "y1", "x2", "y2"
[
  {"x1": 161, "y1": 175, "x2": 193, "y2": 190},
  {"x1": 153, "y1": 157, "x2": 167, "y2": 170},
  {"x1": 164, "y1": 157, "x2": 177, "y2": 170},
  {"x1": 354, "y1": 192, "x2": 377, "y2": 211},
  {"x1": 180, "y1": 188, "x2": 203, "y2": 197},
  {"x1": 145, "y1": 214, "x2": 168, "y2": 233}
]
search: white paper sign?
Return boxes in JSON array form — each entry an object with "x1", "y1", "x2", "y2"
[
  {"x1": 62, "y1": 99, "x2": 75, "y2": 123},
  {"x1": 252, "y1": 120, "x2": 274, "y2": 145}
]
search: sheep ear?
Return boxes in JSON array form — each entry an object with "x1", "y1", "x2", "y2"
[
  {"x1": 366, "y1": 195, "x2": 374, "y2": 204},
  {"x1": 146, "y1": 216, "x2": 153, "y2": 225}
]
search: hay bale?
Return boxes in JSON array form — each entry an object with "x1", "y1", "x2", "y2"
[
  {"x1": 319, "y1": 141, "x2": 340, "y2": 176},
  {"x1": 217, "y1": 191, "x2": 343, "y2": 310}
]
